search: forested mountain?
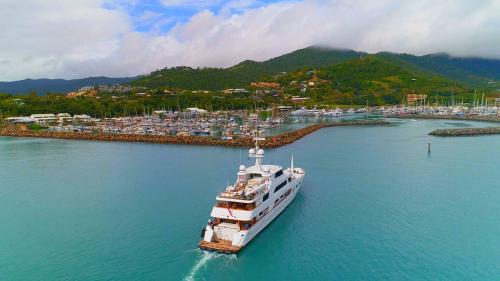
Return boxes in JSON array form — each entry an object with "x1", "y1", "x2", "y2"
[
  {"x1": 375, "y1": 52, "x2": 500, "y2": 86},
  {"x1": 0, "y1": 77, "x2": 137, "y2": 95},
  {"x1": 132, "y1": 46, "x2": 500, "y2": 91},
  {"x1": 3, "y1": 46, "x2": 500, "y2": 95},
  {"x1": 131, "y1": 47, "x2": 364, "y2": 91}
]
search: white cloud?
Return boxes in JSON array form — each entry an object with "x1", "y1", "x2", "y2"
[
  {"x1": 1, "y1": 0, "x2": 500, "y2": 81},
  {"x1": 159, "y1": 0, "x2": 223, "y2": 8},
  {"x1": 0, "y1": 0, "x2": 130, "y2": 80}
]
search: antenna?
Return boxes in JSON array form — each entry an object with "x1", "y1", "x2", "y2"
[
  {"x1": 251, "y1": 137, "x2": 266, "y2": 169},
  {"x1": 253, "y1": 137, "x2": 265, "y2": 149}
]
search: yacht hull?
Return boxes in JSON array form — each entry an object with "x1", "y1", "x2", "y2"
[{"x1": 199, "y1": 175, "x2": 303, "y2": 254}]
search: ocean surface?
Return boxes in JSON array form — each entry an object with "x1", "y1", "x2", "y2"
[{"x1": 0, "y1": 119, "x2": 499, "y2": 281}]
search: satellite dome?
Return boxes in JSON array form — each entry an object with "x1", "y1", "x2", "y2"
[
  {"x1": 262, "y1": 166, "x2": 270, "y2": 173},
  {"x1": 257, "y1": 149, "x2": 264, "y2": 156},
  {"x1": 239, "y1": 165, "x2": 246, "y2": 171},
  {"x1": 249, "y1": 148, "x2": 256, "y2": 155}
]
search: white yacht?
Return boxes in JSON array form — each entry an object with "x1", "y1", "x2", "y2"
[{"x1": 199, "y1": 138, "x2": 305, "y2": 254}]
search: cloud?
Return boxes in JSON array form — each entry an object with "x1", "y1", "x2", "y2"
[
  {"x1": 0, "y1": 0, "x2": 130, "y2": 80},
  {"x1": 1, "y1": 0, "x2": 500, "y2": 81},
  {"x1": 159, "y1": 0, "x2": 223, "y2": 9}
]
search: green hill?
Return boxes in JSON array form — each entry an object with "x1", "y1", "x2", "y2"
[
  {"x1": 0, "y1": 76, "x2": 137, "y2": 95},
  {"x1": 259, "y1": 46, "x2": 364, "y2": 73},
  {"x1": 132, "y1": 46, "x2": 500, "y2": 92},
  {"x1": 275, "y1": 55, "x2": 467, "y2": 105},
  {"x1": 373, "y1": 52, "x2": 500, "y2": 87},
  {"x1": 132, "y1": 47, "x2": 363, "y2": 91},
  {"x1": 318, "y1": 56, "x2": 456, "y2": 93}
]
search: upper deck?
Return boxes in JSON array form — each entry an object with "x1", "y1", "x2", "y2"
[{"x1": 217, "y1": 164, "x2": 283, "y2": 202}]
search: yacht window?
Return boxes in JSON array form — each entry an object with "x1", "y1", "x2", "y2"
[
  {"x1": 216, "y1": 201, "x2": 255, "y2": 210},
  {"x1": 274, "y1": 180, "x2": 287, "y2": 193},
  {"x1": 274, "y1": 170, "x2": 283, "y2": 178},
  {"x1": 249, "y1": 173, "x2": 261, "y2": 179},
  {"x1": 263, "y1": 193, "x2": 269, "y2": 201}
]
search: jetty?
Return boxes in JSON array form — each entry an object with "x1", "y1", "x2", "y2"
[
  {"x1": 387, "y1": 114, "x2": 500, "y2": 123},
  {"x1": 0, "y1": 120, "x2": 388, "y2": 148},
  {"x1": 429, "y1": 127, "x2": 500, "y2": 137}
]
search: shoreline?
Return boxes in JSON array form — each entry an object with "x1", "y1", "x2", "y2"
[{"x1": 0, "y1": 120, "x2": 388, "y2": 148}]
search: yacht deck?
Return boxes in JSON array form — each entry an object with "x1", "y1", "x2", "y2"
[
  {"x1": 199, "y1": 240, "x2": 242, "y2": 254},
  {"x1": 217, "y1": 176, "x2": 267, "y2": 201}
]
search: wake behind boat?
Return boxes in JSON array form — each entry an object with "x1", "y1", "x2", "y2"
[{"x1": 199, "y1": 138, "x2": 305, "y2": 254}]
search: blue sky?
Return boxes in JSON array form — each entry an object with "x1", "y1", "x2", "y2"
[
  {"x1": 1, "y1": 0, "x2": 500, "y2": 81},
  {"x1": 109, "y1": 0, "x2": 283, "y2": 34}
]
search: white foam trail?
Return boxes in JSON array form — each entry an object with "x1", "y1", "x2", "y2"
[
  {"x1": 225, "y1": 254, "x2": 238, "y2": 262},
  {"x1": 183, "y1": 251, "x2": 219, "y2": 281}
]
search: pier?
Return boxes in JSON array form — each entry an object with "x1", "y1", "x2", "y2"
[{"x1": 0, "y1": 120, "x2": 388, "y2": 148}]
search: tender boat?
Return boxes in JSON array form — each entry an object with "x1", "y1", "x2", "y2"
[{"x1": 199, "y1": 138, "x2": 305, "y2": 254}]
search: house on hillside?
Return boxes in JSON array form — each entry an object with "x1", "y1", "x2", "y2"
[
  {"x1": 291, "y1": 96, "x2": 310, "y2": 104},
  {"x1": 224, "y1": 88, "x2": 248, "y2": 94},
  {"x1": 250, "y1": 82, "x2": 281, "y2": 89},
  {"x1": 9, "y1": 99, "x2": 25, "y2": 105}
]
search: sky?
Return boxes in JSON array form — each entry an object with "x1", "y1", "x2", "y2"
[{"x1": 1, "y1": 0, "x2": 500, "y2": 81}]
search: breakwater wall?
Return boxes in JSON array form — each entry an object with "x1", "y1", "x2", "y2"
[
  {"x1": 387, "y1": 114, "x2": 500, "y2": 123},
  {"x1": 0, "y1": 120, "x2": 388, "y2": 148},
  {"x1": 429, "y1": 127, "x2": 500, "y2": 137}
]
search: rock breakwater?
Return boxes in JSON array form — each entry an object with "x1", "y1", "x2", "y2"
[
  {"x1": 387, "y1": 114, "x2": 500, "y2": 123},
  {"x1": 0, "y1": 120, "x2": 388, "y2": 148},
  {"x1": 429, "y1": 127, "x2": 500, "y2": 137}
]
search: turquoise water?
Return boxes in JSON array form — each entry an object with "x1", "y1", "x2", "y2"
[{"x1": 1, "y1": 119, "x2": 499, "y2": 280}]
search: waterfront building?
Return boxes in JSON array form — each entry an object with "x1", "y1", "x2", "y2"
[
  {"x1": 30, "y1": 114, "x2": 57, "y2": 125},
  {"x1": 5, "y1": 117, "x2": 36, "y2": 124}
]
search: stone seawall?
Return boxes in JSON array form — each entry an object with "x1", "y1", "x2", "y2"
[
  {"x1": 386, "y1": 114, "x2": 500, "y2": 137},
  {"x1": 0, "y1": 120, "x2": 388, "y2": 148},
  {"x1": 387, "y1": 114, "x2": 500, "y2": 123},
  {"x1": 429, "y1": 127, "x2": 500, "y2": 137}
]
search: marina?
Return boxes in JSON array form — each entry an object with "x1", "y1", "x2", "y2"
[
  {"x1": 3, "y1": 2, "x2": 500, "y2": 280},
  {"x1": 0, "y1": 119, "x2": 388, "y2": 148},
  {"x1": 1, "y1": 118, "x2": 499, "y2": 280},
  {"x1": 4, "y1": 109, "x2": 288, "y2": 138}
]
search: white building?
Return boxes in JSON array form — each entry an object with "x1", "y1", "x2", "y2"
[
  {"x1": 30, "y1": 114, "x2": 57, "y2": 124},
  {"x1": 5, "y1": 117, "x2": 36, "y2": 124},
  {"x1": 73, "y1": 114, "x2": 93, "y2": 122},
  {"x1": 186, "y1": 107, "x2": 208, "y2": 115}
]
